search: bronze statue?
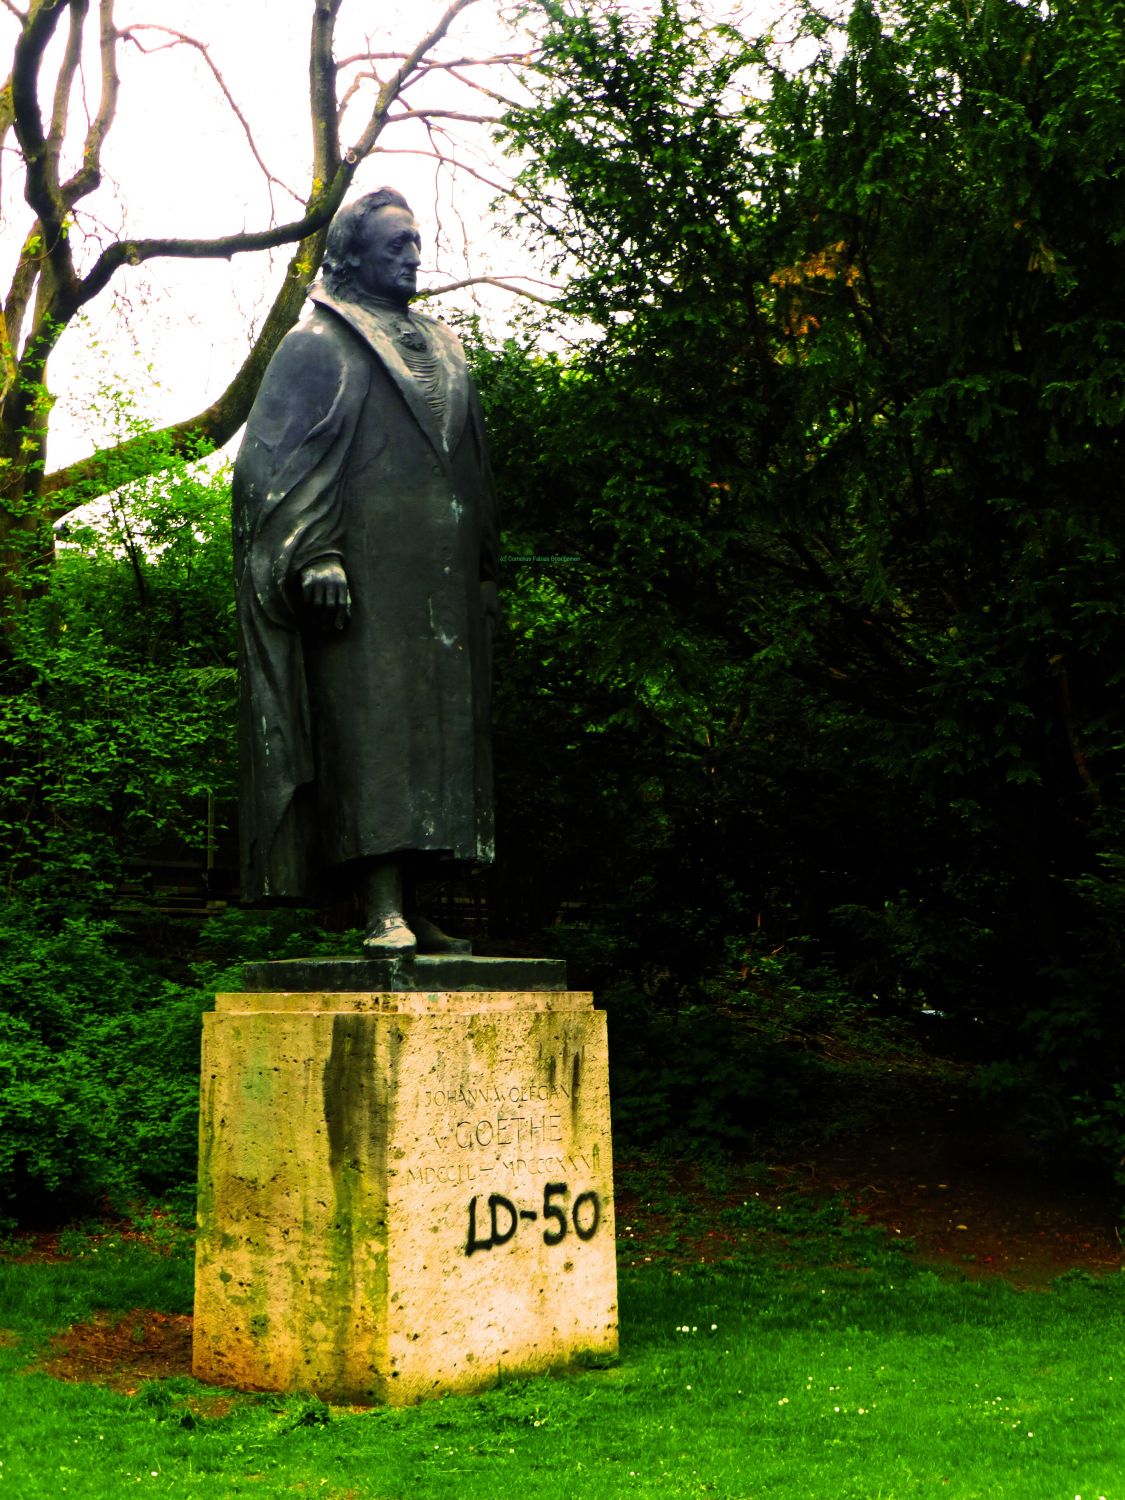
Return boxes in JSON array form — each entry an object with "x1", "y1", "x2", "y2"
[{"x1": 232, "y1": 188, "x2": 498, "y2": 957}]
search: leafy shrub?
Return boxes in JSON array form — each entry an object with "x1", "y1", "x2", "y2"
[
  {"x1": 1, "y1": 444, "x2": 237, "y2": 913},
  {"x1": 0, "y1": 901, "x2": 366, "y2": 1223},
  {"x1": 0, "y1": 904, "x2": 206, "y2": 1218}
]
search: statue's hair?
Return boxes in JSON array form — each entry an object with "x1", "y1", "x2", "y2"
[{"x1": 322, "y1": 188, "x2": 413, "y2": 295}]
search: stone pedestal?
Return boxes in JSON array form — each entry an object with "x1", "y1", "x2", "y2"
[{"x1": 192, "y1": 982, "x2": 617, "y2": 1404}]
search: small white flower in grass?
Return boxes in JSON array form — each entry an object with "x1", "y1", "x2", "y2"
[
  {"x1": 711, "y1": 1323, "x2": 717, "y2": 1330},
  {"x1": 778, "y1": 1397, "x2": 789, "y2": 1406}
]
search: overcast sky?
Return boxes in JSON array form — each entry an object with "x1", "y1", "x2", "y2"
[
  {"x1": 1, "y1": 0, "x2": 541, "y2": 468},
  {"x1": 0, "y1": 0, "x2": 795, "y2": 470}
]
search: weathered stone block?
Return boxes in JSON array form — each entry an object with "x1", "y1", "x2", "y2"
[{"x1": 192, "y1": 990, "x2": 617, "y2": 1404}]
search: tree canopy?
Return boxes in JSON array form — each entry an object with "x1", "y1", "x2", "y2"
[
  {"x1": 484, "y1": 0, "x2": 1125, "y2": 1119},
  {"x1": 7, "y1": 0, "x2": 1125, "y2": 1214}
]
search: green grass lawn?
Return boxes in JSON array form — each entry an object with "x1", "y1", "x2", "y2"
[{"x1": 1, "y1": 1206, "x2": 1123, "y2": 1500}]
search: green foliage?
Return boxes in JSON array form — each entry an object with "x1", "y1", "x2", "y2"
[
  {"x1": 486, "y1": 0, "x2": 1125, "y2": 1173},
  {"x1": 0, "y1": 423, "x2": 236, "y2": 910},
  {"x1": 603, "y1": 979, "x2": 806, "y2": 1149},
  {"x1": 0, "y1": 902, "x2": 212, "y2": 1219},
  {"x1": 0, "y1": 409, "x2": 248, "y2": 1219},
  {"x1": 0, "y1": 899, "x2": 363, "y2": 1222}
]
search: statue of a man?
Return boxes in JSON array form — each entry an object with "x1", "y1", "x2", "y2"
[{"x1": 232, "y1": 188, "x2": 498, "y2": 957}]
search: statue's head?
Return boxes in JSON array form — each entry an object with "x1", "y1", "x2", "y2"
[{"x1": 322, "y1": 188, "x2": 421, "y2": 306}]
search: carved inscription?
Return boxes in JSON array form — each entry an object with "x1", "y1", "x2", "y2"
[
  {"x1": 404, "y1": 1149, "x2": 599, "y2": 1188},
  {"x1": 404, "y1": 1162, "x2": 494, "y2": 1187},
  {"x1": 425, "y1": 1082, "x2": 571, "y2": 1107},
  {"x1": 406, "y1": 1074, "x2": 601, "y2": 1192},
  {"x1": 465, "y1": 1182, "x2": 602, "y2": 1256},
  {"x1": 430, "y1": 1113, "x2": 564, "y2": 1152}
]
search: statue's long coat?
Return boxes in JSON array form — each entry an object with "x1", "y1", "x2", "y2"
[{"x1": 232, "y1": 287, "x2": 498, "y2": 900}]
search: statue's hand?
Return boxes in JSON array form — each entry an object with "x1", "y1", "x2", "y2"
[{"x1": 300, "y1": 558, "x2": 351, "y2": 631}]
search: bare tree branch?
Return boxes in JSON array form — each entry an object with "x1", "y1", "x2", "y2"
[
  {"x1": 336, "y1": 67, "x2": 370, "y2": 124},
  {"x1": 340, "y1": 50, "x2": 532, "y2": 112},
  {"x1": 408, "y1": 59, "x2": 533, "y2": 110},
  {"x1": 425, "y1": 273, "x2": 561, "y2": 306},
  {"x1": 60, "y1": 0, "x2": 117, "y2": 209},
  {"x1": 337, "y1": 69, "x2": 523, "y2": 128},
  {"x1": 337, "y1": 50, "x2": 530, "y2": 70},
  {"x1": 310, "y1": 0, "x2": 344, "y2": 181},
  {"x1": 387, "y1": 106, "x2": 504, "y2": 125},
  {"x1": 46, "y1": 0, "x2": 83, "y2": 167},
  {"x1": 371, "y1": 141, "x2": 560, "y2": 245},
  {"x1": 344, "y1": 0, "x2": 480, "y2": 164},
  {"x1": 373, "y1": 146, "x2": 520, "y2": 203},
  {"x1": 72, "y1": 197, "x2": 348, "y2": 310},
  {"x1": 119, "y1": 23, "x2": 303, "y2": 210}
]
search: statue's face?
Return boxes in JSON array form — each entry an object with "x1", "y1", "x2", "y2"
[{"x1": 355, "y1": 205, "x2": 422, "y2": 305}]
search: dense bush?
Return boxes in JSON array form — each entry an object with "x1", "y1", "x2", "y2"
[
  {"x1": 487, "y1": 0, "x2": 1125, "y2": 1171},
  {"x1": 0, "y1": 905, "x2": 206, "y2": 1221},
  {"x1": 0, "y1": 900, "x2": 367, "y2": 1224}
]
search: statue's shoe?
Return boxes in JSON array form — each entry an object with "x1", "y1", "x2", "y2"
[
  {"x1": 362, "y1": 915, "x2": 417, "y2": 959},
  {"x1": 412, "y1": 915, "x2": 472, "y2": 955}
]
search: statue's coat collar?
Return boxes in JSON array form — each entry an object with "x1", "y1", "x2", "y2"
[{"x1": 309, "y1": 285, "x2": 468, "y2": 460}]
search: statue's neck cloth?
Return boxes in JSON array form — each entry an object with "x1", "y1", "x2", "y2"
[
  {"x1": 388, "y1": 320, "x2": 446, "y2": 428},
  {"x1": 309, "y1": 284, "x2": 468, "y2": 457},
  {"x1": 321, "y1": 287, "x2": 447, "y2": 427}
]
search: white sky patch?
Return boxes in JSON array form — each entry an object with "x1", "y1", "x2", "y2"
[
  {"x1": 1, "y1": 0, "x2": 541, "y2": 468},
  {"x1": 0, "y1": 0, "x2": 805, "y2": 471}
]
